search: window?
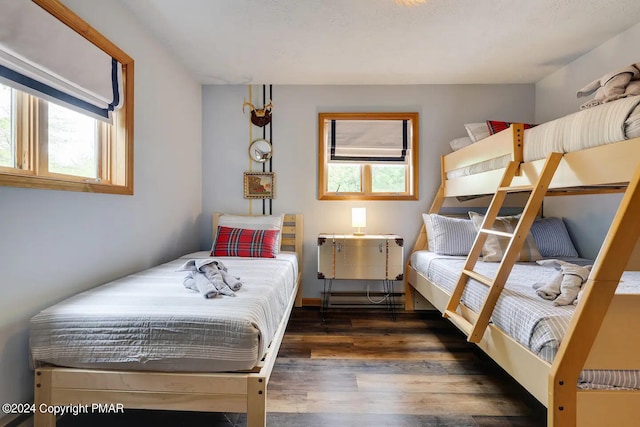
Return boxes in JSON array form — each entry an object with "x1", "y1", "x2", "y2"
[
  {"x1": 318, "y1": 112, "x2": 419, "y2": 200},
  {"x1": 0, "y1": 84, "x2": 15, "y2": 168},
  {"x1": 0, "y1": 0, "x2": 133, "y2": 194}
]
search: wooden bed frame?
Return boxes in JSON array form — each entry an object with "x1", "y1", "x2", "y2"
[
  {"x1": 33, "y1": 213, "x2": 303, "y2": 427},
  {"x1": 405, "y1": 125, "x2": 640, "y2": 427}
]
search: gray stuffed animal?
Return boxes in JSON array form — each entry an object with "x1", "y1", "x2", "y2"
[
  {"x1": 533, "y1": 259, "x2": 592, "y2": 306},
  {"x1": 577, "y1": 63, "x2": 640, "y2": 110},
  {"x1": 177, "y1": 258, "x2": 243, "y2": 298}
]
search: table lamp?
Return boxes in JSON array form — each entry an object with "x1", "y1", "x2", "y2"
[{"x1": 352, "y1": 207, "x2": 366, "y2": 236}]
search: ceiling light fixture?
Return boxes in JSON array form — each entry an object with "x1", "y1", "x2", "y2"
[{"x1": 395, "y1": 0, "x2": 427, "y2": 6}]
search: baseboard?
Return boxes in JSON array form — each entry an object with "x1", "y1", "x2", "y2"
[{"x1": 302, "y1": 297, "x2": 321, "y2": 307}]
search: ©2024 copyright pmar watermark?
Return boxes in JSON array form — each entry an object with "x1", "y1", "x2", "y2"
[{"x1": 2, "y1": 402, "x2": 124, "y2": 417}]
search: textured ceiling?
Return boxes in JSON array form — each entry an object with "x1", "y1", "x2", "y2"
[{"x1": 121, "y1": 0, "x2": 640, "y2": 85}]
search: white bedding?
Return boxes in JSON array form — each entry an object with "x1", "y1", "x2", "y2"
[
  {"x1": 30, "y1": 251, "x2": 298, "y2": 372},
  {"x1": 447, "y1": 96, "x2": 640, "y2": 179},
  {"x1": 411, "y1": 251, "x2": 640, "y2": 362},
  {"x1": 411, "y1": 251, "x2": 640, "y2": 389}
]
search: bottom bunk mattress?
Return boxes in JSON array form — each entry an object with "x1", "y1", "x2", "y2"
[
  {"x1": 30, "y1": 251, "x2": 298, "y2": 372},
  {"x1": 411, "y1": 251, "x2": 640, "y2": 389}
]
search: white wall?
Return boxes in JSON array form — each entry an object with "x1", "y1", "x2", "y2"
[
  {"x1": 0, "y1": 0, "x2": 202, "y2": 408},
  {"x1": 535, "y1": 22, "x2": 640, "y2": 258},
  {"x1": 202, "y1": 84, "x2": 535, "y2": 300}
]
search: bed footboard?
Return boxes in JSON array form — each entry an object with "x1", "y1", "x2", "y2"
[{"x1": 33, "y1": 367, "x2": 268, "y2": 427}]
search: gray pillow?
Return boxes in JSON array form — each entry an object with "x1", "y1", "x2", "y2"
[
  {"x1": 530, "y1": 217, "x2": 579, "y2": 258},
  {"x1": 422, "y1": 213, "x2": 477, "y2": 256}
]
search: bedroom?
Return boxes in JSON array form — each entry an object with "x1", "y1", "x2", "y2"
[{"x1": 2, "y1": 0, "x2": 640, "y2": 426}]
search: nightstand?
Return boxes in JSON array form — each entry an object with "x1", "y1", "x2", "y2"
[{"x1": 317, "y1": 233, "x2": 404, "y2": 321}]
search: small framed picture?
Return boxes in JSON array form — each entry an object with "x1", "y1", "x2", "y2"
[{"x1": 243, "y1": 172, "x2": 275, "y2": 199}]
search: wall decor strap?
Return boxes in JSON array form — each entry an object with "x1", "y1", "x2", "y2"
[
  {"x1": 248, "y1": 85, "x2": 253, "y2": 214},
  {"x1": 269, "y1": 84, "x2": 273, "y2": 215}
]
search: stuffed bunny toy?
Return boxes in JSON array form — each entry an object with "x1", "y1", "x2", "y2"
[
  {"x1": 533, "y1": 259, "x2": 592, "y2": 306},
  {"x1": 577, "y1": 63, "x2": 640, "y2": 109}
]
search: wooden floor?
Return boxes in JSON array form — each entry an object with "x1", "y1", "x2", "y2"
[{"x1": 58, "y1": 308, "x2": 546, "y2": 427}]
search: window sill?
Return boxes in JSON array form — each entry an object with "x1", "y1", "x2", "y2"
[
  {"x1": 0, "y1": 173, "x2": 133, "y2": 195},
  {"x1": 319, "y1": 193, "x2": 417, "y2": 201}
]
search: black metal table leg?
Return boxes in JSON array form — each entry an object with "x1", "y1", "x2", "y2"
[{"x1": 321, "y1": 279, "x2": 333, "y2": 322}]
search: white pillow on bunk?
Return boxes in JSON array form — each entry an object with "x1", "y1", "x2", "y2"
[
  {"x1": 530, "y1": 217, "x2": 579, "y2": 258},
  {"x1": 422, "y1": 213, "x2": 477, "y2": 256},
  {"x1": 468, "y1": 212, "x2": 542, "y2": 262},
  {"x1": 449, "y1": 136, "x2": 473, "y2": 151},
  {"x1": 213, "y1": 213, "x2": 284, "y2": 254},
  {"x1": 464, "y1": 122, "x2": 491, "y2": 143}
]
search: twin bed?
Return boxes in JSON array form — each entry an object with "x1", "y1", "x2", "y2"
[
  {"x1": 406, "y1": 96, "x2": 640, "y2": 427},
  {"x1": 30, "y1": 213, "x2": 303, "y2": 427}
]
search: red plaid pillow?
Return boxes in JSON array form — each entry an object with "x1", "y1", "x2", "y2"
[
  {"x1": 211, "y1": 226, "x2": 279, "y2": 258},
  {"x1": 486, "y1": 120, "x2": 537, "y2": 135}
]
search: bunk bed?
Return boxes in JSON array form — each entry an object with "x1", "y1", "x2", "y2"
[
  {"x1": 405, "y1": 97, "x2": 640, "y2": 427},
  {"x1": 30, "y1": 213, "x2": 303, "y2": 427}
]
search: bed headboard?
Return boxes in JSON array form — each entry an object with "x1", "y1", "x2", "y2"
[{"x1": 211, "y1": 213, "x2": 304, "y2": 306}]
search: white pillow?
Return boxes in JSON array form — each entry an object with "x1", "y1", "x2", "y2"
[
  {"x1": 422, "y1": 213, "x2": 477, "y2": 256},
  {"x1": 213, "y1": 214, "x2": 284, "y2": 254},
  {"x1": 464, "y1": 122, "x2": 491, "y2": 143},
  {"x1": 449, "y1": 136, "x2": 473, "y2": 151}
]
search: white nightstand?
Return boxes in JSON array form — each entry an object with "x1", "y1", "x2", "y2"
[{"x1": 317, "y1": 233, "x2": 404, "y2": 320}]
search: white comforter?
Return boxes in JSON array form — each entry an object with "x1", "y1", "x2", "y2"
[
  {"x1": 524, "y1": 95, "x2": 640, "y2": 161},
  {"x1": 447, "y1": 96, "x2": 640, "y2": 179},
  {"x1": 30, "y1": 251, "x2": 298, "y2": 372}
]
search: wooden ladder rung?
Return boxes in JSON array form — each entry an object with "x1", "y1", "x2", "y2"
[
  {"x1": 497, "y1": 184, "x2": 535, "y2": 193},
  {"x1": 443, "y1": 310, "x2": 473, "y2": 336},
  {"x1": 480, "y1": 228, "x2": 514, "y2": 238},
  {"x1": 462, "y1": 269, "x2": 493, "y2": 287}
]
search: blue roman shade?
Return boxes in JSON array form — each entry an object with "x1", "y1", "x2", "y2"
[
  {"x1": 0, "y1": 0, "x2": 123, "y2": 122},
  {"x1": 329, "y1": 119, "x2": 409, "y2": 162}
]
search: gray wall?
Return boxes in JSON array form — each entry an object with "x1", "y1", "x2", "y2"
[
  {"x1": 0, "y1": 0, "x2": 202, "y2": 407},
  {"x1": 201, "y1": 84, "x2": 535, "y2": 299},
  {"x1": 535, "y1": 22, "x2": 640, "y2": 258}
]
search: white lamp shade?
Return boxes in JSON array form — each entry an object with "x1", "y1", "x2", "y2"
[{"x1": 351, "y1": 207, "x2": 367, "y2": 228}]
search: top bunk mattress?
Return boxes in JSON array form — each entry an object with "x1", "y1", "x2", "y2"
[
  {"x1": 447, "y1": 96, "x2": 640, "y2": 179},
  {"x1": 30, "y1": 251, "x2": 298, "y2": 373}
]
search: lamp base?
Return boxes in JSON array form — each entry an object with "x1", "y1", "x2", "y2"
[{"x1": 352, "y1": 231, "x2": 365, "y2": 236}]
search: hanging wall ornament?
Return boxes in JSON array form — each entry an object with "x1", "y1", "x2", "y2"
[{"x1": 242, "y1": 98, "x2": 273, "y2": 127}]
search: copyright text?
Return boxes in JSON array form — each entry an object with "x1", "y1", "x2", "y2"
[{"x1": 2, "y1": 403, "x2": 124, "y2": 416}]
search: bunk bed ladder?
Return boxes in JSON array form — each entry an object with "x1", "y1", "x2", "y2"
[{"x1": 443, "y1": 152, "x2": 563, "y2": 343}]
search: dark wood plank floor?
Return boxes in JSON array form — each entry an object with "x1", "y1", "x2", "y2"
[{"x1": 58, "y1": 308, "x2": 546, "y2": 427}]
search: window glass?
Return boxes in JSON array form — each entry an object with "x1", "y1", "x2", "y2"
[
  {"x1": 0, "y1": 83, "x2": 14, "y2": 168},
  {"x1": 371, "y1": 164, "x2": 406, "y2": 193},
  {"x1": 48, "y1": 103, "x2": 97, "y2": 179},
  {"x1": 327, "y1": 163, "x2": 361, "y2": 193}
]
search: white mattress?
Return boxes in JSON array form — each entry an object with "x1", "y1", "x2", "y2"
[
  {"x1": 411, "y1": 251, "x2": 640, "y2": 389},
  {"x1": 447, "y1": 96, "x2": 640, "y2": 179},
  {"x1": 30, "y1": 251, "x2": 298, "y2": 372}
]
